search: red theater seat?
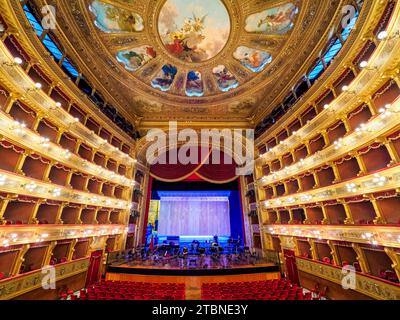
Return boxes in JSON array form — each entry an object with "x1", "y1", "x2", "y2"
[
  {"x1": 201, "y1": 279, "x2": 310, "y2": 301},
  {"x1": 77, "y1": 281, "x2": 186, "y2": 300}
]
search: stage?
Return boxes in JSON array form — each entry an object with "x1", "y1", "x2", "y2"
[{"x1": 108, "y1": 262, "x2": 279, "y2": 276}]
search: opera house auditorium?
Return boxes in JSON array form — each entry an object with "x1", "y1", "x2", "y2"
[{"x1": 0, "y1": 0, "x2": 399, "y2": 304}]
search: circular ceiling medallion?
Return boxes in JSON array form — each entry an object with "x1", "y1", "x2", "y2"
[{"x1": 157, "y1": 0, "x2": 231, "y2": 63}]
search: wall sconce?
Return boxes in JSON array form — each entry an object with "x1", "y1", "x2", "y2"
[
  {"x1": 334, "y1": 138, "x2": 344, "y2": 150},
  {"x1": 63, "y1": 149, "x2": 71, "y2": 159},
  {"x1": 346, "y1": 183, "x2": 358, "y2": 193},
  {"x1": 69, "y1": 117, "x2": 80, "y2": 126},
  {"x1": 50, "y1": 101, "x2": 62, "y2": 110},
  {"x1": 24, "y1": 182, "x2": 38, "y2": 192},
  {"x1": 341, "y1": 85, "x2": 356, "y2": 95},
  {"x1": 39, "y1": 137, "x2": 51, "y2": 148},
  {"x1": 2, "y1": 57, "x2": 23, "y2": 67},
  {"x1": 11, "y1": 120, "x2": 27, "y2": 136},
  {"x1": 52, "y1": 188, "x2": 62, "y2": 197},
  {"x1": 355, "y1": 123, "x2": 369, "y2": 136},
  {"x1": 359, "y1": 60, "x2": 378, "y2": 71},
  {"x1": 377, "y1": 30, "x2": 400, "y2": 41},
  {"x1": 372, "y1": 174, "x2": 388, "y2": 187},
  {"x1": 0, "y1": 174, "x2": 7, "y2": 186},
  {"x1": 379, "y1": 104, "x2": 399, "y2": 118},
  {"x1": 26, "y1": 82, "x2": 42, "y2": 93}
]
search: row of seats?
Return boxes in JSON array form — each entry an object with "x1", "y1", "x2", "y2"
[
  {"x1": 72, "y1": 281, "x2": 185, "y2": 300},
  {"x1": 201, "y1": 279, "x2": 312, "y2": 300}
]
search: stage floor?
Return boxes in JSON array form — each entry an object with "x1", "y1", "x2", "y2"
[{"x1": 108, "y1": 257, "x2": 279, "y2": 276}]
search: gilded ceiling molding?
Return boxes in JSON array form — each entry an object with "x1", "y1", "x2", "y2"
[{"x1": 12, "y1": 0, "x2": 348, "y2": 126}]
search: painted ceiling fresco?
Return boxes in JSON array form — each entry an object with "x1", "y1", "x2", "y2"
[
  {"x1": 89, "y1": 1, "x2": 144, "y2": 33},
  {"x1": 87, "y1": 0, "x2": 299, "y2": 98},
  {"x1": 158, "y1": 0, "x2": 231, "y2": 63},
  {"x1": 245, "y1": 3, "x2": 299, "y2": 34}
]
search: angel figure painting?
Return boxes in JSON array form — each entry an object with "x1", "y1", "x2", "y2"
[
  {"x1": 212, "y1": 65, "x2": 239, "y2": 92},
  {"x1": 116, "y1": 46, "x2": 157, "y2": 72},
  {"x1": 89, "y1": 1, "x2": 144, "y2": 33},
  {"x1": 233, "y1": 46, "x2": 272, "y2": 73},
  {"x1": 245, "y1": 3, "x2": 298, "y2": 34},
  {"x1": 158, "y1": 0, "x2": 231, "y2": 63},
  {"x1": 151, "y1": 64, "x2": 178, "y2": 91},
  {"x1": 185, "y1": 71, "x2": 204, "y2": 96}
]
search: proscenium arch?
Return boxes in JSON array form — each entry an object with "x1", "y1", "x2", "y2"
[{"x1": 135, "y1": 128, "x2": 255, "y2": 170}]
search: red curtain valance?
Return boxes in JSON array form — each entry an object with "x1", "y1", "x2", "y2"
[{"x1": 150, "y1": 148, "x2": 239, "y2": 184}]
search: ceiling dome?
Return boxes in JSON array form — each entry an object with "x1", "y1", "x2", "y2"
[
  {"x1": 158, "y1": 0, "x2": 231, "y2": 63},
  {"x1": 52, "y1": 0, "x2": 345, "y2": 123},
  {"x1": 85, "y1": 0, "x2": 298, "y2": 97}
]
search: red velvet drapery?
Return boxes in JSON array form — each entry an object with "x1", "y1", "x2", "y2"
[
  {"x1": 85, "y1": 250, "x2": 103, "y2": 287},
  {"x1": 284, "y1": 249, "x2": 300, "y2": 285},
  {"x1": 150, "y1": 148, "x2": 239, "y2": 184},
  {"x1": 141, "y1": 176, "x2": 153, "y2": 244}
]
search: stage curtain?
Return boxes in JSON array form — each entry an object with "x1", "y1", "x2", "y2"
[
  {"x1": 150, "y1": 147, "x2": 210, "y2": 182},
  {"x1": 157, "y1": 196, "x2": 231, "y2": 236},
  {"x1": 150, "y1": 148, "x2": 238, "y2": 183},
  {"x1": 196, "y1": 150, "x2": 238, "y2": 184},
  {"x1": 141, "y1": 176, "x2": 153, "y2": 244}
]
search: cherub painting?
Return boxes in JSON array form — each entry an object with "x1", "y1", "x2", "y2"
[
  {"x1": 151, "y1": 64, "x2": 178, "y2": 92},
  {"x1": 245, "y1": 3, "x2": 298, "y2": 34},
  {"x1": 185, "y1": 71, "x2": 204, "y2": 97},
  {"x1": 212, "y1": 65, "x2": 239, "y2": 92},
  {"x1": 89, "y1": 1, "x2": 144, "y2": 33},
  {"x1": 158, "y1": 0, "x2": 230, "y2": 62},
  {"x1": 233, "y1": 46, "x2": 272, "y2": 73},
  {"x1": 116, "y1": 46, "x2": 157, "y2": 72}
]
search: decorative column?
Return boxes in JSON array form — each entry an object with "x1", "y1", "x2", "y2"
[
  {"x1": 321, "y1": 205, "x2": 330, "y2": 225},
  {"x1": 384, "y1": 138, "x2": 400, "y2": 165},
  {"x1": 352, "y1": 243, "x2": 370, "y2": 274},
  {"x1": 327, "y1": 240, "x2": 340, "y2": 266},
  {"x1": 369, "y1": 195, "x2": 387, "y2": 224},
  {"x1": 29, "y1": 199, "x2": 43, "y2": 224},
  {"x1": 342, "y1": 201, "x2": 355, "y2": 224},
  {"x1": 308, "y1": 239, "x2": 318, "y2": 260},
  {"x1": 384, "y1": 248, "x2": 400, "y2": 282},
  {"x1": 354, "y1": 153, "x2": 368, "y2": 176},
  {"x1": 67, "y1": 239, "x2": 79, "y2": 262},
  {"x1": 11, "y1": 244, "x2": 30, "y2": 276},
  {"x1": 43, "y1": 241, "x2": 57, "y2": 266}
]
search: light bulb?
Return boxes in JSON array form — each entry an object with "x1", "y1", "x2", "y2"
[
  {"x1": 40, "y1": 137, "x2": 50, "y2": 148},
  {"x1": 63, "y1": 149, "x2": 71, "y2": 159},
  {"x1": 0, "y1": 175, "x2": 7, "y2": 186},
  {"x1": 52, "y1": 188, "x2": 61, "y2": 197},
  {"x1": 25, "y1": 182, "x2": 37, "y2": 192},
  {"x1": 359, "y1": 61, "x2": 368, "y2": 69},
  {"x1": 377, "y1": 31, "x2": 388, "y2": 40},
  {"x1": 14, "y1": 57, "x2": 23, "y2": 65},
  {"x1": 35, "y1": 82, "x2": 42, "y2": 89}
]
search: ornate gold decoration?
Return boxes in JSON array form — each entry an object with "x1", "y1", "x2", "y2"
[
  {"x1": 0, "y1": 258, "x2": 90, "y2": 300},
  {"x1": 296, "y1": 257, "x2": 400, "y2": 300},
  {"x1": 264, "y1": 224, "x2": 400, "y2": 249},
  {"x1": 10, "y1": 0, "x2": 353, "y2": 125}
]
